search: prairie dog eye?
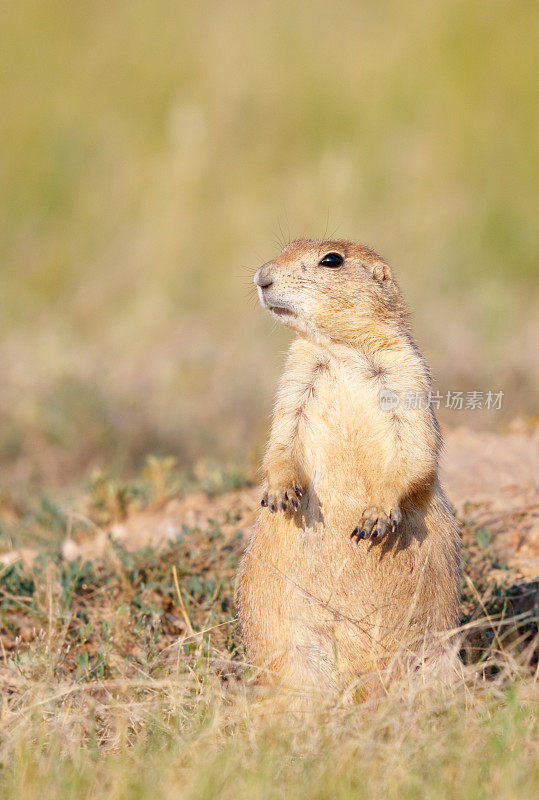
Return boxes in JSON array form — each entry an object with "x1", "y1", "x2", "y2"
[{"x1": 319, "y1": 252, "x2": 344, "y2": 268}]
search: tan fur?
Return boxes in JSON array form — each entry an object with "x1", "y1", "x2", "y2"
[{"x1": 236, "y1": 239, "x2": 461, "y2": 693}]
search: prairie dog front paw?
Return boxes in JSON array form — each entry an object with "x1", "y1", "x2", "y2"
[
  {"x1": 350, "y1": 506, "x2": 402, "y2": 544},
  {"x1": 261, "y1": 473, "x2": 304, "y2": 514}
]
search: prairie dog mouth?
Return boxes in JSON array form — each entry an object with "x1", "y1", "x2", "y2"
[
  {"x1": 257, "y1": 289, "x2": 298, "y2": 318},
  {"x1": 268, "y1": 304, "x2": 296, "y2": 318}
]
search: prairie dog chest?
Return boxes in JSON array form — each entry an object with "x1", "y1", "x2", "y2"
[
  {"x1": 301, "y1": 349, "x2": 381, "y2": 441},
  {"x1": 296, "y1": 349, "x2": 384, "y2": 492}
]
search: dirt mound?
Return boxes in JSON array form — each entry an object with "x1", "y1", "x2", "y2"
[
  {"x1": 1, "y1": 427, "x2": 537, "y2": 676},
  {"x1": 441, "y1": 427, "x2": 539, "y2": 579}
]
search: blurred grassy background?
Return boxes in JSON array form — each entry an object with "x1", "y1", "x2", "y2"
[{"x1": 0, "y1": 0, "x2": 537, "y2": 490}]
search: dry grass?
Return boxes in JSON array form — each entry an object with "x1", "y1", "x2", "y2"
[{"x1": 0, "y1": 657, "x2": 537, "y2": 800}]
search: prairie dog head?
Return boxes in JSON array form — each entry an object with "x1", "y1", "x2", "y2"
[{"x1": 253, "y1": 239, "x2": 406, "y2": 343}]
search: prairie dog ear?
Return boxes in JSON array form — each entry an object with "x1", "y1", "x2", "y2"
[{"x1": 370, "y1": 260, "x2": 392, "y2": 283}]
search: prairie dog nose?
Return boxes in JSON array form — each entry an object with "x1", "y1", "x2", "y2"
[{"x1": 254, "y1": 263, "x2": 274, "y2": 289}]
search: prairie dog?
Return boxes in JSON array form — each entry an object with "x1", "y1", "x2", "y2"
[{"x1": 237, "y1": 239, "x2": 461, "y2": 693}]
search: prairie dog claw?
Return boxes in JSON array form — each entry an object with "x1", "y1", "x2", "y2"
[
  {"x1": 350, "y1": 506, "x2": 402, "y2": 545},
  {"x1": 261, "y1": 483, "x2": 305, "y2": 515}
]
